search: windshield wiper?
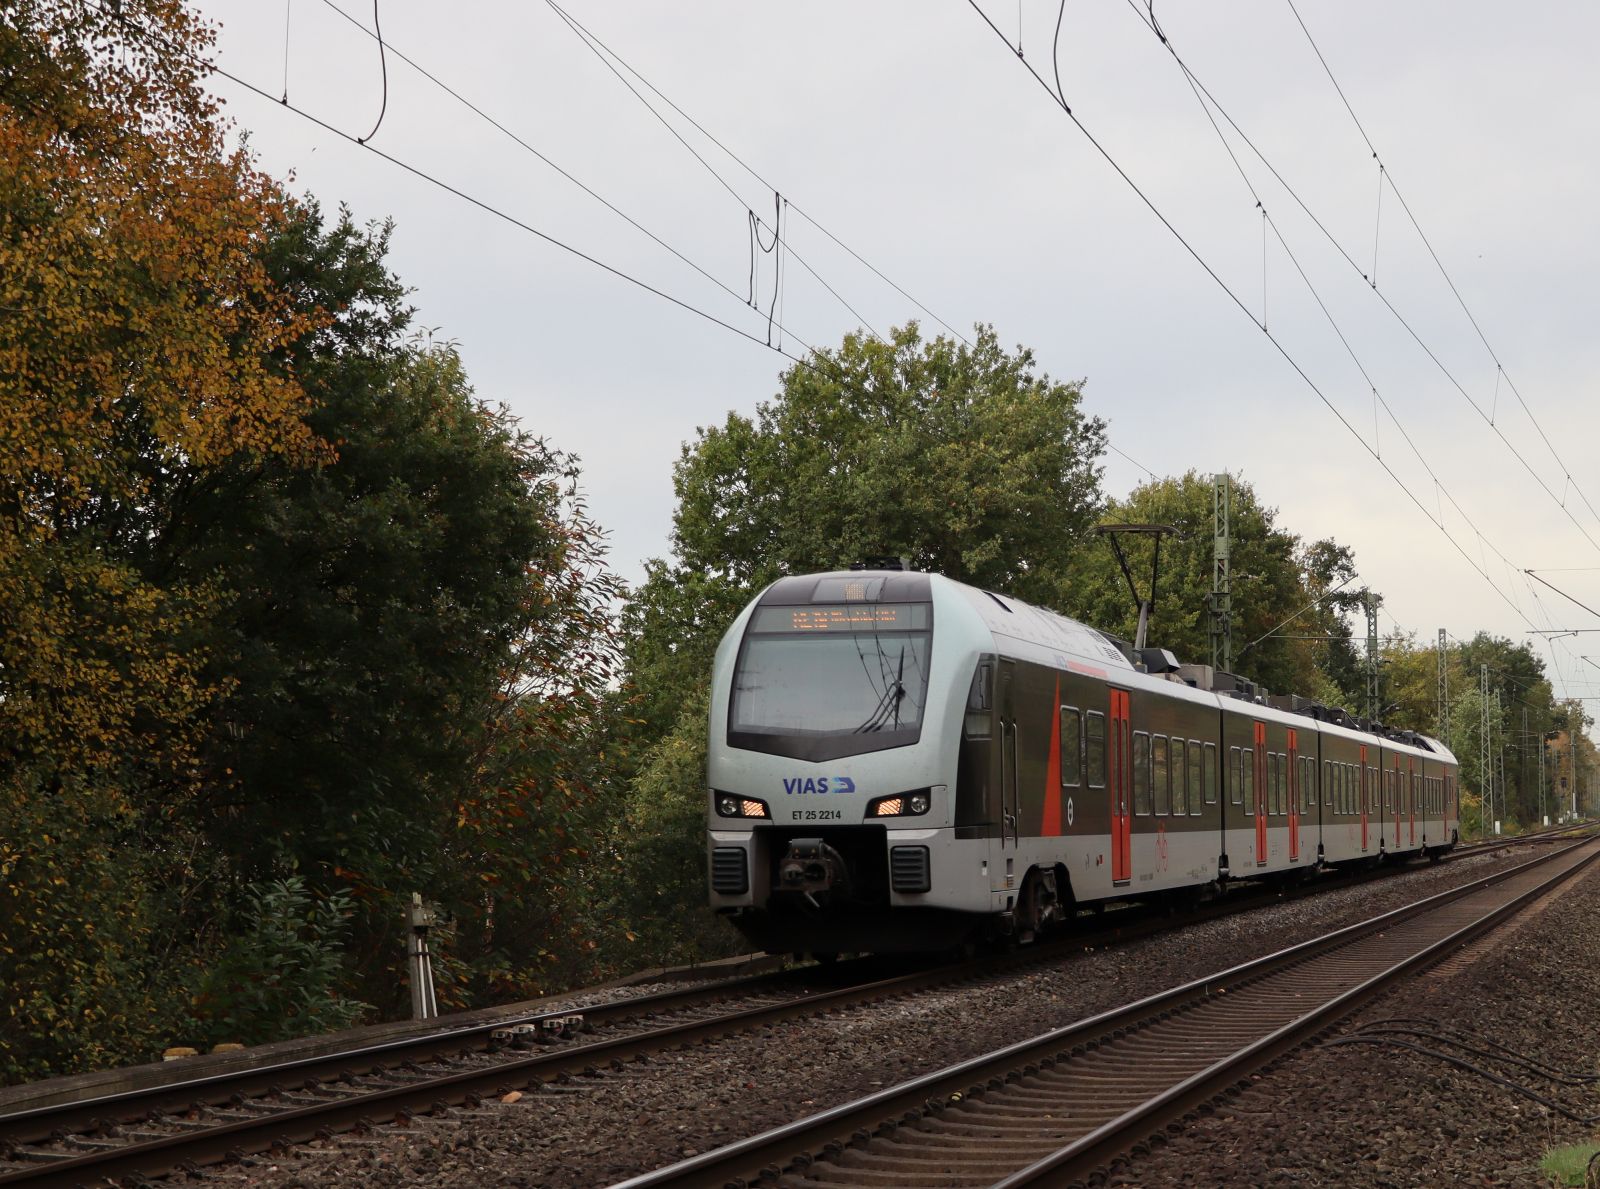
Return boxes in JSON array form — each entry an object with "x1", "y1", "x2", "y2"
[{"x1": 853, "y1": 644, "x2": 907, "y2": 733}]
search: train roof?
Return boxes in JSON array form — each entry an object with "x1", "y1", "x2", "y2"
[{"x1": 777, "y1": 567, "x2": 1451, "y2": 757}]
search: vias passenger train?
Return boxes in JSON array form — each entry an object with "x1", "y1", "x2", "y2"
[{"x1": 705, "y1": 567, "x2": 1459, "y2": 955}]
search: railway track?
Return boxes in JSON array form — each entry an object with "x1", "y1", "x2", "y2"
[
  {"x1": 0, "y1": 827, "x2": 1579, "y2": 1187},
  {"x1": 617, "y1": 833, "x2": 1600, "y2": 1189}
]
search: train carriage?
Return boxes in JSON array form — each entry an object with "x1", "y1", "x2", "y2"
[{"x1": 707, "y1": 568, "x2": 1459, "y2": 956}]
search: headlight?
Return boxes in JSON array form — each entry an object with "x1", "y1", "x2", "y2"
[
  {"x1": 714, "y1": 793, "x2": 769, "y2": 819},
  {"x1": 867, "y1": 789, "x2": 931, "y2": 818}
]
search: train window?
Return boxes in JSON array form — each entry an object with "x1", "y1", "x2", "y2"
[
  {"x1": 1190, "y1": 741, "x2": 1205, "y2": 814},
  {"x1": 1343, "y1": 764, "x2": 1352, "y2": 816},
  {"x1": 1085, "y1": 712, "x2": 1106, "y2": 788},
  {"x1": 1153, "y1": 736, "x2": 1170, "y2": 815},
  {"x1": 1321, "y1": 760, "x2": 1331, "y2": 810},
  {"x1": 1133, "y1": 732, "x2": 1152, "y2": 815},
  {"x1": 1267, "y1": 752, "x2": 1279, "y2": 816},
  {"x1": 1302, "y1": 758, "x2": 1315, "y2": 813},
  {"x1": 1172, "y1": 738, "x2": 1187, "y2": 816},
  {"x1": 1062, "y1": 707, "x2": 1083, "y2": 787},
  {"x1": 1203, "y1": 742, "x2": 1217, "y2": 805},
  {"x1": 1276, "y1": 753, "x2": 1287, "y2": 816},
  {"x1": 1230, "y1": 746, "x2": 1243, "y2": 805},
  {"x1": 1242, "y1": 748, "x2": 1256, "y2": 814}
]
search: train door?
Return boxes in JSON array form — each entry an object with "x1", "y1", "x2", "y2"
[
  {"x1": 1359, "y1": 746, "x2": 1369, "y2": 853},
  {"x1": 1253, "y1": 721, "x2": 1267, "y2": 866},
  {"x1": 1287, "y1": 728, "x2": 1300, "y2": 862},
  {"x1": 998, "y1": 661, "x2": 1019, "y2": 850},
  {"x1": 1392, "y1": 757, "x2": 1402, "y2": 849},
  {"x1": 1109, "y1": 689, "x2": 1131, "y2": 884},
  {"x1": 1408, "y1": 760, "x2": 1417, "y2": 847}
]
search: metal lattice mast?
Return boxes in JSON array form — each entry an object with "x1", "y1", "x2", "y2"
[
  {"x1": 1539, "y1": 732, "x2": 1546, "y2": 825},
  {"x1": 1495, "y1": 692, "x2": 1505, "y2": 827},
  {"x1": 1480, "y1": 663, "x2": 1491, "y2": 834},
  {"x1": 1209, "y1": 473, "x2": 1232, "y2": 672},
  {"x1": 1436, "y1": 628, "x2": 1449, "y2": 741},
  {"x1": 1365, "y1": 598, "x2": 1380, "y2": 720}
]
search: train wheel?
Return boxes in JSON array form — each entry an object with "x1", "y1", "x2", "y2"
[{"x1": 1017, "y1": 869, "x2": 1061, "y2": 942}]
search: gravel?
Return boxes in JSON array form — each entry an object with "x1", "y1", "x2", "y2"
[
  {"x1": 215, "y1": 846, "x2": 1578, "y2": 1189},
  {"x1": 1126, "y1": 842, "x2": 1600, "y2": 1187}
]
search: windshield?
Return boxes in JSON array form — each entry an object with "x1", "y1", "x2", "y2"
[{"x1": 728, "y1": 602, "x2": 932, "y2": 760}]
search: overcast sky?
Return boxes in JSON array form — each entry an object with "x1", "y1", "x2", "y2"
[{"x1": 189, "y1": 0, "x2": 1600, "y2": 704}]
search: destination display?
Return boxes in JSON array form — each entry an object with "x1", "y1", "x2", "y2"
[{"x1": 750, "y1": 603, "x2": 929, "y2": 634}]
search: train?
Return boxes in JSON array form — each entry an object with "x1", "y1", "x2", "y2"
[{"x1": 705, "y1": 566, "x2": 1459, "y2": 955}]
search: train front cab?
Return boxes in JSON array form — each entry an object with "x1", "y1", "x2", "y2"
[{"x1": 704, "y1": 571, "x2": 1001, "y2": 955}]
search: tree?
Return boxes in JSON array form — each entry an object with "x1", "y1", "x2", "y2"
[
  {"x1": 614, "y1": 323, "x2": 1107, "y2": 961},
  {"x1": 632, "y1": 322, "x2": 1105, "y2": 733},
  {"x1": 1062, "y1": 472, "x2": 1367, "y2": 702},
  {"x1": 1, "y1": 0, "x2": 321, "y2": 784},
  {"x1": 1, "y1": 2, "x2": 327, "y2": 1079}
]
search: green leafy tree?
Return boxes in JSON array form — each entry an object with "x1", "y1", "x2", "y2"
[
  {"x1": 1382, "y1": 630, "x2": 1570, "y2": 831},
  {"x1": 157, "y1": 205, "x2": 625, "y2": 1011},
  {"x1": 616, "y1": 323, "x2": 1107, "y2": 961},
  {"x1": 1062, "y1": 472, "x2": 1367, "y2": 701}
]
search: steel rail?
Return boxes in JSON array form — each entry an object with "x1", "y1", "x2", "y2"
[
  {"x1": 0, "y1": 824, "x2": 1579, "y2": 1186},
  {"x1": 0, "y1": 966, "x2": 808, "y2": 1144},
  {"x1": 611, "y1": 836, "x2": 1598, "y2": 1189}
]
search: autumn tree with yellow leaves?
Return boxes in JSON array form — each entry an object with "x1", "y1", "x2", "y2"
[
  {"x1": 0, "y1": 0, "x2": 332, "y2": 1077},
  {"x1": 2, "y1": 3, "x2": 632, "y2": 1080}
]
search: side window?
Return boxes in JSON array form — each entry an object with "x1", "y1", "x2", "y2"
[
  {"x1": 1190, "y1": 741, "x2": 1205, "y2": 813},
  {"x1": 1323, "y1": 760, "x2": 1333, "y2": 808},
  {"x1": 1203, "y1": 742, "x2": 1218, "y2": 805},
  {"x1": 1267, "y1": 752, "x2": 1280, "y2": 816},
  {"x1": 1243, "y1": 748, "x2": 1256, "y2": 815},
  {"x1": 1133, "y1": 732, "x2": 1152, "y2": 815},
  {"x1": 1302, "y1": 757, "x2": 1314, "y2": 813},
  {"x1": 1062, "y1": 707, "x2": 1083, "y2": 787},
  {"x1": 1085, "y1": 712, "x2": 1106, "y2": 788},
  {"x1": 1230, "y1": 746, "x2": 1243, "y2": 805},
  {"x1": 1275, "y1": 752, "x2": 1287, "y2": 816},
  {"x1": 1153, "y1": 735, "x2": 1170, "y2": 815},
  {"x1": 1172, "y1": 738, "x2": 1188, "y2": 816}
]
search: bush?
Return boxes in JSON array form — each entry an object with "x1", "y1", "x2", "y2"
[{"x1": 196, "y1": 877, "x2": 371, "y2": 1045}]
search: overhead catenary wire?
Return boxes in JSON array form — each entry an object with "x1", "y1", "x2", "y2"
[
  {"x1": 311, "y1": 0, "x2": 818, "y2": 358},
  {"x1": 965, "y1": 0, "x2": 1541, "y2": 641},
  {"x1": 533, "y1": 0, "x2": 971, "y2": 348},
  {"x1": 539, "y1": 0, "x2": 886, "y2": 344},
  {"x1": 1281, "y1": 0, "x2": 1600, "y2": 548},
  {"x1": 1117, "y1": 0, "x2": 1600, "y2": 562},
  {"x1": 98, "y1": 1, "x2": 835, "y2": 373},
  {"x1": 1107, "y1": 0, "x2": 1600, "y2": 691}
]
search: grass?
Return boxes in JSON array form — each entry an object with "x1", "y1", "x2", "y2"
[{"x1": 1540, "y1": 1143, "x2": 1600, "y2": 1187}]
